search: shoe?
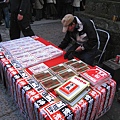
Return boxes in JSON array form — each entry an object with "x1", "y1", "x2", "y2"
[
  {"x1": 1, "y1": 22, "x2": 5, "y2": 26},
  {"x1": 0, "y1": 21, "x2": 2, "y2": 25},
  {"x1": 0, "y1": 34, "x2": 2, "y2": 42},
  {"x1": 5, "y1": 28, "x2": 9, "y2": 34}
]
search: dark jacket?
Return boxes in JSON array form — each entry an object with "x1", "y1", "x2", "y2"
[
  {"x1": 58, "y1": 17, "x2": 98, "y2": 51},
  {"x1": 0, "y1": 0, "x2": 9, "y2": 8},
  {"x1": 9, "y1": 0, "x2": 31, "y2": 15}
]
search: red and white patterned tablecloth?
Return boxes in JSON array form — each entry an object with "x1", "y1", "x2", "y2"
[{"x1": 0, "y1": 36, "x2": 116, "y2": 120}]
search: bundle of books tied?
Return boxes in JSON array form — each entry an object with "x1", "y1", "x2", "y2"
[
  {"x1": 80, "y1": 66, "x2": 112, "y2": 86},
  {"x1": 55, "y1": 75, "x2": 90, "y2": 106}
]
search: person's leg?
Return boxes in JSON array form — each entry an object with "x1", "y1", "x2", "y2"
[
  {"x1": 49, "y1": 3, "x2": 58, "y2": 19},
  {"x1": 74, "y1": 49, "x2": 97, "y2": 66},
  {"x1": 78, "y1": 52, "x2": 95, "y2": 66},
  {"x1": 0, "y1": 7, "x2": 3, "y2": 24},
  {"x1": 19, "y1": 14, "x2": 35, "y2": 37},
  {"x1": 64, "y1": 44, "x2": 79, "y2": 60},
  {"x1": 82, "y1": 0, "x2": 86, "y2": 5},
  {"x1": 67, "y1": 3, "x2": 73, "y2": 14},
  {"x1": 10, "y1": 13, "x2": 21, "y2": 40},
  {"x1": 36, "y1": 9, "x2": 42, "y2": 20},
  {"x1": 56, "y1": 1, "x2": 64, "y2": 19},
  {"x1": 39, "y1": 9, "x2": 43, "y2": 20},
  {"x1": 0, "y1": 34, "x2": 2, "y2": 42},
  {"x1": 3, "y1": 6, "x2": 10, "y2": 28},
  {"x1": 80, "y1": 0, "x2": 85, "y2": 11},
  {"x1": 35, "y1": 9, "x2": 39, "y2": 20},
  {"x1": 45, "y1": 3, "x2": 51, "y2": 19}
]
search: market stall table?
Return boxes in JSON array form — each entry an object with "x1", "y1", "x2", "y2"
[{"x1": 0, "y1": 36, "x2": 116, "y2": 120}]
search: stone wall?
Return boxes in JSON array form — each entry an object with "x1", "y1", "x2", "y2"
[
  {"x1": 75, "y1": 0, "x2": 120, "y2": 61},
  {"x1": 85, "y1": 0, "x2": 120, "y2": 20}
]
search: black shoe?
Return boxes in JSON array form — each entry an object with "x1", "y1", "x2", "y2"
[
  {"x1": 0, "y1": 21, "x2": 2, "y2": 25},
  {"x1": 0, "y1": 34, "x2": 2, "y2": 42}
]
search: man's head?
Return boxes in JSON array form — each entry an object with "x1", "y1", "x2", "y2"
[{"x1": 61, "y1": 14, "x2": 76, "y2": 33}]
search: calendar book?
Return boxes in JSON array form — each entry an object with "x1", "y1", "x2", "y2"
[
  {"x1": 69, "y1": 60, "x2": 88, "y2": 70},
  {"x1": 57, "y1": 68, "x2": 77, "y2": 82},
  {"x1": 59, "y1": 88, "x2": 90, "y2": 106},
  {"x1": 80, "y1": 66, "x2": 111, "y2": 86},
  {"x1": 34, "y1": 70, "x2": 53, "y2": 82},
  {"x1": 64, "y1": 59, "x2": 78, "y2": 65},
  {"x1": 40, "y1": 76, "x2": 62, "y2": 91},
  {"x1": 55, "y1": 75, "x2": 90, "y2": 101},
  {"x1": 50, "y1": 63, "x2": 68, "y2": 74}
]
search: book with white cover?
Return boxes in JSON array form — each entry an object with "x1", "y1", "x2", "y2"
[
  {"x1": 59, "y1": 88, "x2": 91, "y2": 106},
  {"x1": 28, "y1": 63, "x2": 49, "y2": 75},
  {"x1": 55, "y1": 75, "x2": 90, "y2": 101}
]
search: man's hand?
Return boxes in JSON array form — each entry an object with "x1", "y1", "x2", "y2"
[
  {"x1": 17, "y1": 14, "x2": 23, "y2": 21},
  {"x1": 75, "y1": 46, "x2": 84, "y2": 52},
  {"x1": 6, "y1": 0, "x2": 9, "y2": 3}
]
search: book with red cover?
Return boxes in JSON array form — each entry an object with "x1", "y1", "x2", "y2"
[
  {"x1": 55, "y1": 75, "x2": 90, "y2": 101},
  {"x1": 80, "y1": 66, "x2": 111, "y2": 86}
]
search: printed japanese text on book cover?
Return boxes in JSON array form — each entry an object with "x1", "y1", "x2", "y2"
[
  {"x1": 55, "y1": 75, "x2": 90, "y2": 101},
  {"x1": 80, "y1": 66, "x2": 111, "y2": 86}
]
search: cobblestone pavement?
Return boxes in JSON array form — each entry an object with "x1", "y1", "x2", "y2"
[{"x1": 0, "y1": 19, "x2": 120, "y2": 120}]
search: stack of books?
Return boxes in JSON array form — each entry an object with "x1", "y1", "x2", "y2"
[
  {"x1": 27, "y1": 63, "x2": 49, "y2": 75},
  {"x1": 80, "y1": 66, "x2": 111, "y2": 86},
  {"x1": 63, "y1": 59, "x2": 90, "y2": 74},
  {"x1": 50, "y1": 63, "x2": 68, "y2": 74},
  {"x1": 1, "y1": 37, "x2": 63, "y2": 68},
  {"x1": 40, "y1": 76, "x2": 62, "y2": 91},
  {"x1": 55, "y1": 75, "x2": 90, "y2": 106},
  {"x1": 34, "y1": 69, "x2": 54, "y2": 82},
  {"x1": 57, "y1": 68, "x2": 77, "y2": 82}
]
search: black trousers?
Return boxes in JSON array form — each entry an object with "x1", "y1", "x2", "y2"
[
  {"x1": 65, "y1": 44, "x2": 98, "y2": 66},
  {"x1": 35, "y1": 9, "x2": 43, "y2": 20},
  {"x1": 0, "y1": 34, "x2": 2, "y2": 42},
  {"x1": 10, "y1": 13, "x2": 35, "y2": 40}
]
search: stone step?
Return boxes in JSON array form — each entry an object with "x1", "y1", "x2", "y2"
[{"x1": 85, "y1": 0, "x2": 120, "y2": 20}]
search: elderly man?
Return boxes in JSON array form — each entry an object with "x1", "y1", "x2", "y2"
[{"x1": 58, "y1": 14, "x2": 98, "y2": 66}]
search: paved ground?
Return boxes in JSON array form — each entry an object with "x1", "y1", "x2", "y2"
[{"x1": 0, "y1": 19, "x2": 120, "y2": 120}]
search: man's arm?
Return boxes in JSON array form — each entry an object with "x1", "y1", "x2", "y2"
[
  {"x1": 58, "y1": 32, "x2": 72, "y2": 49},
  {"x1": 19, "y1": 0, "x2": 30, "y2": 15},
  {"x1": 17, "y1": 0, "x2": 31, "y2": 20},
  {"x1": 82, "y1": 19, "x2": 98, "y2": 50}
]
